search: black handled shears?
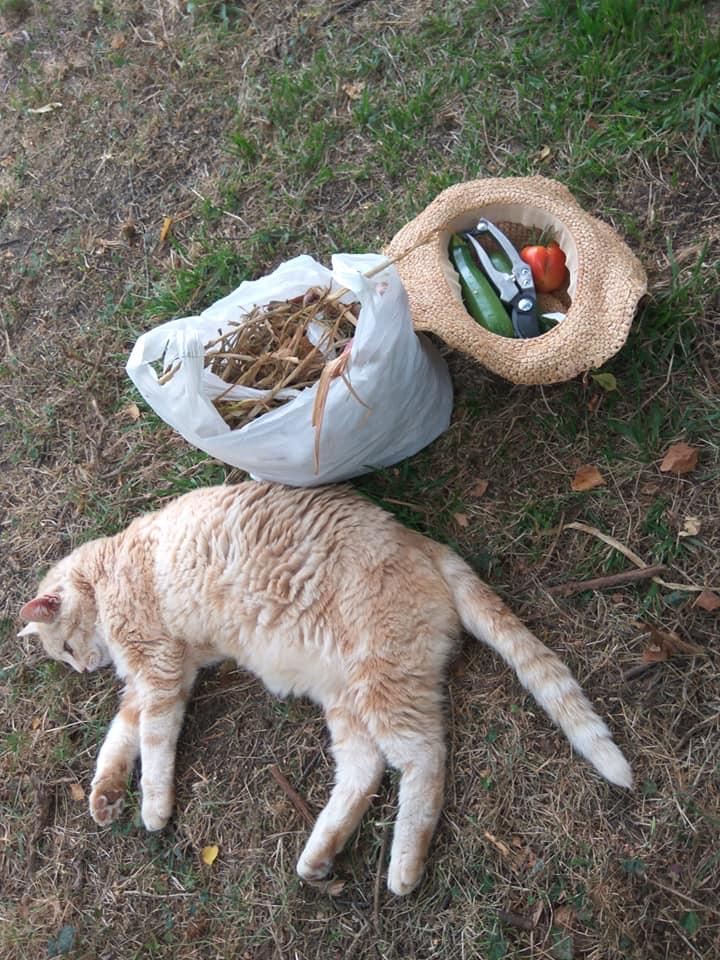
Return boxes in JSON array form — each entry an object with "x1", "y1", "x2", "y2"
[{"x1": 462, "y1": 219, "x2": 540, "y2": 338}]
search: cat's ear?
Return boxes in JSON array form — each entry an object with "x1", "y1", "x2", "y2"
[{"x1": 20, "y1": 593, "x2": 62, "y2": 623}]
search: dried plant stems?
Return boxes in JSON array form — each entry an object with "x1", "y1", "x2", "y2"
[
  {"x1": 154, "y1": 227, "x2": 442, "y2": 389},
  {"x1": 149, "y1": 228, "x2": 446, "y2": 466},
  {"x1": 311, "y1": 348, "x2": 370, "y2": 474},
  {"x1": 204, "y1": 286, "x2": 359, "y2": 430}
]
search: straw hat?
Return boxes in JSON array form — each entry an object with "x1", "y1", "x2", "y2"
[{"x1": 386, "y1": 176, "x2": 647, "y2": 385}]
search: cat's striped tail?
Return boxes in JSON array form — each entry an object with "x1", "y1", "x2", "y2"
[{"x1": 441, "y1": 551, "x2": 633, "y2": 789}]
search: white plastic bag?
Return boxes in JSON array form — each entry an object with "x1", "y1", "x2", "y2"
[{"x1": 126, "y1": 253, "x2": 453, "y2": 486}]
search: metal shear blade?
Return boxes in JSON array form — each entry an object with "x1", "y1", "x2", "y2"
[{"x1": 462, "y1": 219, "x2": 540, "y2": 338}]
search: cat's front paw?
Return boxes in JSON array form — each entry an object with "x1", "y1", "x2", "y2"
[
  {"x1": 141, "y1": 791, "x2": 173, "y2": 832},
  {"x1": 90, "y1": 782, "x2": 126, "y2": 827},
  {"x1": 296, "y1": 849, "x2": 334, "y2": 884}
]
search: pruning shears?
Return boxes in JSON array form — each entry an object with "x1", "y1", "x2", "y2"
[{"x1": 462, "y1": 219, "x2": 540, "y2": 338}]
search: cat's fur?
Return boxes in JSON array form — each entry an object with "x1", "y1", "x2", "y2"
[{"x1": 19, "y1": 482, "x2": 632, "y2": 895}]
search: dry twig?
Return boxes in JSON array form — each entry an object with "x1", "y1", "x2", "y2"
[
  {"x1": 547, "y1": 563, "x2": 667, "y2": 597},
  {"x1": 564, "y1": 522, "x2": 720, "y2": 593},
  {"x1": 268, "y1": 764, "x2": 315, "y2": 829}
]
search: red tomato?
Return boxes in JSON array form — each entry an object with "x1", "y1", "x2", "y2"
[{"x1": 519, "y1": 241, "x2": 567, "y2": 293}]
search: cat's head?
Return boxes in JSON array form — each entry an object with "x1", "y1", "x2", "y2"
[{"x1": 18, "y1": 560, "x2": 112, "y2": 674}]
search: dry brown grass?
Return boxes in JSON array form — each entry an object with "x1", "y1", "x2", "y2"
[{"x1": 2, "y1": 1, "x2": 719, "y2": 958}]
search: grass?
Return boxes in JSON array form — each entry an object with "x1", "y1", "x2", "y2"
[{"x1": 1, "y1": 0, "x2": 719, "y2": 956}]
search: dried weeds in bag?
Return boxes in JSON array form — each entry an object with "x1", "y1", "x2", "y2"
[
  {"x1": 126, "y1": 254, "x2": 453, "y2": 486},
  {"x1": 202, "y1": 286, "x2": 359, "y2": 431}
]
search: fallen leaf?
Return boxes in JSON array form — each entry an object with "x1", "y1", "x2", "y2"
[
  {"x1": 158, "y1": 216, "x2": 173, "y2": 248},
  {"x1": 622, "y1": 856, "x2": 647, "y2": 875},
  {"x1": 483, "y1": 831, "x2": 512, "y2": 859},
  {"x1": 694, "y1": 590, "x2": 720, "y2": 612},
  {"x1": 31, "y1": 716, "x2": 41, "y2": 730},
  {"x1": 47, "y1": 924, "x2": 76, "y2": 957},
  {"x1": 680, "y1": 911, "x2": 701, "y2": 937},
  {"x1": 342, "y1": 81, "x2": 365, "y2": 100},
  {"x1": 484, "y1": 831, "x2": 538, "y2": 873},
  {"x1": 69, "y1": 782, "x2": 85, "y2": 802},
  {"x1": 110, "y1": 32, "x2": 126, "y2": 49},
  {"x1": 470, "y1": 479, "x2": 489, "y2": 498},
  {"x1": 120, "y1": 402, "x2": 141, "y2": 422},
  {"x1": 659, "y1": 442, "x2": 698, "y2": 475},
  {"x1": 678, "y1": 516, "x2": 701, "y2": 538},
  {"x1": 454, "y1": 512, "x2": 469, "y2": 527},
  {"x1": 201, "y1": 844, "x2": 219, "y2": 866},
  {"x1": 591, "y1": 372, "x2": 617, "y2": 391},
  {"x1": 535, "y1": 144, "x2": 552, "y2": 161},
  {"x1": 642, "y1": 643, "x2": 669, "y2": 663},
  {"x1": 571, "y1": 465, "x2": 605, "y2": 492},
  {"x1": 638, "y1": 621, "x2": 704, "y2": 662},
  {"x1": 184, "y1": 917, "x2": 210, "y2": 940}
]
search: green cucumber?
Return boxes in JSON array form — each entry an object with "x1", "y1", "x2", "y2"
[
  {"x1": 449, "y1": 235, "x2": 514, "y2": 337},
  {"x1": 487, "y1": 247, "x2": 513, "y2": 275}
]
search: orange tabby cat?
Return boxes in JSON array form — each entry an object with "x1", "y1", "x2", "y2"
[{"x1": 19, "y1": 482, "x2": 632, "y2": 895}]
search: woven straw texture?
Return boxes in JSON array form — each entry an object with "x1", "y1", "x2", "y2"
[{"x1": 386, "y1": 176, "x2": 647, "y2": 385}]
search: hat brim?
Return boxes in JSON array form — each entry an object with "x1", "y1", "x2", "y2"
[{"x1": 386, "y1": 176, "x2": 647, "y2": 385}]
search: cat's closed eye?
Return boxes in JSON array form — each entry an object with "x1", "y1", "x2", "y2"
[{"x1": 63, "y1": 641, "x2": 74, "y2": 655}]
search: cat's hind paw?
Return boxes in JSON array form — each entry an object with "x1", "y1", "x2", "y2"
[
  {"x1": 387, "y1": 856, "x2": 424, "y2": 897},
  {"x1": 90, "y1": 785, "x2": 126, "y2": 827}
]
